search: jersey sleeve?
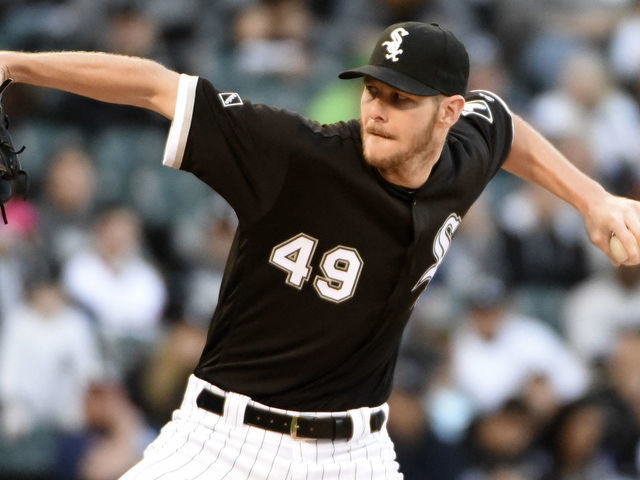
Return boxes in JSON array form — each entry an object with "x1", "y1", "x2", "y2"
[
  {"x1": 163, "y1": 74, "x2": 300, "y2": 225},
  {"x1": 459, "y1": 89, "x2": 514, "y2": 178}
]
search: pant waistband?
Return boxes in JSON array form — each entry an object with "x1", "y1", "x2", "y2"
[
  {"x1": 184, "y1": 375, "x2": 387, "y2": 441},
  {"x1": 196, "y1": 388, "x2": 385, "y2": 440}
]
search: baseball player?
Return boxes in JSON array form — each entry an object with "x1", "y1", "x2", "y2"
[{"x1": 2, "y1": 21, "x2": 640, "y2": 479}]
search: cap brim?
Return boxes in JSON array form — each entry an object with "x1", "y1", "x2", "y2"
[{"x1": 338, "y1": 65, "x2": 440, "y2": 96}]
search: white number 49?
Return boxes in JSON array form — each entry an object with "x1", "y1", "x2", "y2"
[{"x1": 269, "y1": 233, "x2": 363, "y2": 303}]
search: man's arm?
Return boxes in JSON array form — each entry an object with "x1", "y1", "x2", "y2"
[
  {"x1": 502, "y1": 114, "x2": 640, "y2": 266},
  {"x1": 0, "y1": 51, "x2": 180, "y2": 119}
]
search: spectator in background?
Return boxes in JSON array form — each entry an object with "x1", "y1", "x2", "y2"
[
  {"x1": 609, "y1": 0, "x2": 640, "y2": 98},
  {"x1": 0, "y1": 271, "x2": 102, "y2": 478},
  {"x1": 0, "y1": 0, "x2": 100, "y2": 52},
  {"x1": 562, "y1": 265, "x2": 640, "y2": 365},
  {"x1": 226, "y1": 0, "x2": 322, "y2": 110},
  {"x1": 502, "y1": 0, "x2": 627, "y2": 93},
  {"x1": 528, "y1": 49, "x2": 640, "y2": 195},
  {"x1": 387, "y1": 346, "x2": 467, "y2": 480},
  {"x1": 496, "y1": 183, "x2": 591, "y2": 324},
  {"x1": 496, "y1": 90, "x2": 597, "y2": 322},
  {"x1": 593, "y1": 329, "x2": 640, "y2": 477},
  {"x1": 451, "y1": 277, "x2": 590, "y2": 415},
  {"x1": 461, "y1": 399, "x2": 545, "y2": 480},
  {"x1": 465, "y1": 36, "x2": 515, "y2": 103},
  {"x1": 61, "y1": 206, "x2": 167, "y2": 378},
  {"x1": 438, "y1": 194, "x2": 503, "y2": 305},
  {"x1": 56, "y1": 3, "x2": 171, "y2": 130},
  {"x1": 178, "y1": 204, "x2": 237, "y2": 329},
  {"x1": 76, "y1": 381, "x2": 155, "y2": 480},
  {"x1": 233, "y1": 0, "x2": 312, "y2": 79},
  {"x1": 101, "y1": 3, "x2": 170, "y2": 65},
  {"x1": 539, "y1": 397, "x2": 613, "y2": 480},
  {"x1": 139, "y1": 321, "x2": 206, "y2": 428},
  {"x1": 518, "y1": 374, "x2": 566, "y2": 440},
  {"x1": 142, "y1": 0, "x2": 218, "y2": 78},
  {"x1": 0, "y1": 199, "x2": 39, "y2": 323},
  {"x1": 37, "y1": 144, "x2": 97, "y2": 268}
]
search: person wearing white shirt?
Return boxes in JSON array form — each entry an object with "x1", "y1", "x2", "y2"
[
  {"x1": 62, "y1": 206, "x2": 167, "y2": 379},
  {"x1": 0, "y1": 279, "x2": 102, "y2": 438},
  {"x1": 562, "y1": 264, "x2": 640, "y2": 364},
  {"x1": 451, "y1": 278, "x2": 590, "y2": 414},
  {"x1": 62, "y1": 206, "x2": 166, "y2": 340}
]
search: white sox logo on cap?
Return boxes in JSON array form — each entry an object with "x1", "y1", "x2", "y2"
[
  {"x1": 339, "y1": 22, "x2": 469, "y2": 96},
  {"x1": 381, "y1": 27, "x2": 409, "y2": 62}
]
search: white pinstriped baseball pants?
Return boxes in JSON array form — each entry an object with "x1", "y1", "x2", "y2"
[{"x1": 120, "y1": 375, "x2": 403, "y2": 480}]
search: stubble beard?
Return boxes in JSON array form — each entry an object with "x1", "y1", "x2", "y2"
[{"x1": 362, "y1": 117, "x2": 437, "y2": 173}]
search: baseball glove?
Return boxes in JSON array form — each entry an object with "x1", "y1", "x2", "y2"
[{"x1": 0, "y1": 78, "x2": 28, "y2": 224}]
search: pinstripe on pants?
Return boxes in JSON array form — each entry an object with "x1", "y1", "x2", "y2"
[{"x1": 120, "y1": 375, "x2": 404, "y2": 480}]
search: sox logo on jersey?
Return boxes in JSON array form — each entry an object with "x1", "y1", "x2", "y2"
[
  {"x1": 382, "y1": 27, "x2": 409, "y2": 62},
  {"x1": 413, "y1": 212, "x2": 462, "y2": 293}
]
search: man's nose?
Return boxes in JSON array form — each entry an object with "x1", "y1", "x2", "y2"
[{"x1": 367, "y1": 97, "x2": 388, "y2": 122}]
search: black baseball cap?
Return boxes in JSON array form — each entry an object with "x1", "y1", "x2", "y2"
[{"x1": 338, "y1": 22, "x2": 469, "y2": 97}]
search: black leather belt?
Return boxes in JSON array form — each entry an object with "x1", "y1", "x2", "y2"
[{"x1": 196, "y1": 389, "x2": 385, "y2": 440}]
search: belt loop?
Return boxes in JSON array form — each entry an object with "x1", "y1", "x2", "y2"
[
  {"x1": 349, "y1": 407, "x2": 367, "y2": 440},
  {"x1": 362, "y1": 407, "x2": 372, "y2": 435},
  {"x1": 186, "y1": 375, "x2": 206, "y2": 410},
  {"x1": 224, "y1": 392, "x2": 250, "y2": 427},
  {"x1": 381, "y1": 403, "x2": 390, "y2": 428}
]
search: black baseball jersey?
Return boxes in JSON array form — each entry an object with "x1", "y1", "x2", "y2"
[{"x1": 164, "y1": 75, "x2": 513, "y2": 411}]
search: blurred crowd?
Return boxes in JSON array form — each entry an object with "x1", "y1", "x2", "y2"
[{"x1": 0, "y1": 0, "x2": 640, "y2": 479}]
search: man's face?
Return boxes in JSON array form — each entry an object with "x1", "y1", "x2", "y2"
[{"x1": 360, "y1": 78, "x2": 440, "y2": 171}]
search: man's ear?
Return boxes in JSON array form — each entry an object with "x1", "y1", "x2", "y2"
[{"x1": 439, "y1": 94, "x2": 465, "y2": 127}]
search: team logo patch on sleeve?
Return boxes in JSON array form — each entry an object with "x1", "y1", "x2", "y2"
[{"x1": 218, "y1": 92, "x2": 243, "y2": 107}]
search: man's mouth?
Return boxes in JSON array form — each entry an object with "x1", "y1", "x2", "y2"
[{"x1": 366, "y1": 128, "x2": 394, "y2": 140}]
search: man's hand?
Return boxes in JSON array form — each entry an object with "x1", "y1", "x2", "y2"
[
  {"x1": 583, "y1": 193, "x2": 640, "y2": 266},
  {"x1": 503, "y1": 116, "x2": 640, "y2": 267}
]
